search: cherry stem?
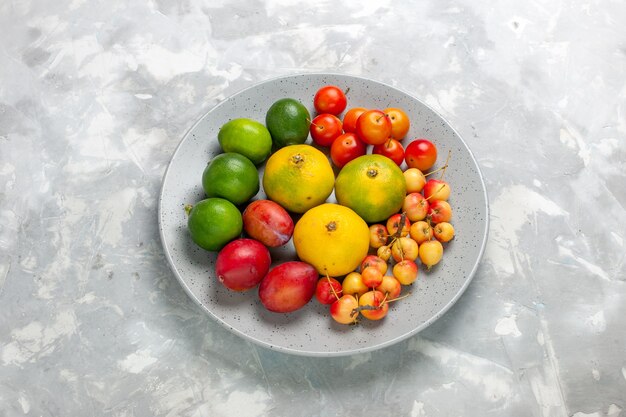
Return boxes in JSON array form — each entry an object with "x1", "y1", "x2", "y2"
[
  {"x1": 424, "y1": 150, "x2": 452, "y2": 178},
  {"x1": 380, "y1": 292, "x2": 389, "y2": 305},
  {"x1": 424, "y1": 184, "x2": 447, "y2": 201},
  {"x1": 424, "y1": 151, "x2": 452, "y2": 179},
  {"x1": 385, "y1": 292, "x2": 412, "y2": 304},
  {"x1": 349, "y1": 305, "x2": 359, "y2": 323},
  {"x1": 352, "y1": 305, "x2": 382, "y2": 314},
  {"x1": 307, "y1": 118, "x2": 321, "y2": 129},
  {"x1": 326, "y1": 272, "x2": 340, "y2": 301},
  {"x1": 425, "y1": 217, "x2": 436, "y2": 241},
  {"x1": 440, "y1": 150, "x2": 452, "y2": 180},
  {"x1": 424, "y1": 165, "x2": 448, "y2": 177},
  {"x1": 393, "y1": 212, "x2": 408, "y2": 239}
]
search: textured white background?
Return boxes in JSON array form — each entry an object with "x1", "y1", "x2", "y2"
[{"x1": 1, "y1": 1, "x2": 625, "y2": 416}]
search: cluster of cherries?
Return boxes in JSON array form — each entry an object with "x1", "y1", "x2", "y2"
[{"x1": 308, "y1": 86, "x2": 435, "y2": 171}]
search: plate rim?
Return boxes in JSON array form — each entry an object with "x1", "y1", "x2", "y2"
[{"x1": 157, "y1": 71, "x2": 490, "y2": 357}]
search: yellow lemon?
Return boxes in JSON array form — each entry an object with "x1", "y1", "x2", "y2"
[
  {"x1": 262, "y1": 144, "x2": 334, "y2": 214},
  {"x1": 293, "y1": 203, "x2": 369, "y2": 276},
  {"x1": 335, "y1": 154, "x2": 406, "y2": 223}
]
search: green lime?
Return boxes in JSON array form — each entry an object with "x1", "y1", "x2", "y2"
[
  {"x1": 218, "y1": 118, "x2": 272, "y2": 165},
  {"x1": 202, "y1": 153, "x2": 259, "y2": 205},
  {"x1": 265, "y1": 98, "x2": 311, "y2": 149},
  {"x1": 186, "y1": 198, "x2": 242, "y2": 251}
]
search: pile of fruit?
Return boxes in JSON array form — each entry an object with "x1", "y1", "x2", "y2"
[{"x1": 185, "y1": 85, "x2": 455, "y2": 325}]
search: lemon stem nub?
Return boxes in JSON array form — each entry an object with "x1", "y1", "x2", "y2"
[
  {"x1": 292, "y1": 154, "x2": 304, "y2": 165},
  {"x1": 325, "y1": 221, "x2": 337, "y2": 232},
  {"x1": 367, "y1": 168, "x2": 378, "y2": 178}
]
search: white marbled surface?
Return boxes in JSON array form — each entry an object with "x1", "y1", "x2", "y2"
[{"x1": 1, "y1": 0, "x2": 625, "y2": 416}]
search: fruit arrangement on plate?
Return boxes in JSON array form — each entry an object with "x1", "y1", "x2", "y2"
[{"x1": 185, "y1": 85, "x2": 457, "y2": 325}]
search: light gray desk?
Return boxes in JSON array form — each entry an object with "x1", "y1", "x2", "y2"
[{"x1": 1, "y1": 1, "x2": 625, "y2": 415}]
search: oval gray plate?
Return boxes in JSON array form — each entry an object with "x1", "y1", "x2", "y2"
[{"x1": 158, "y1": 73, "x2": 489, "y2": 357}]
